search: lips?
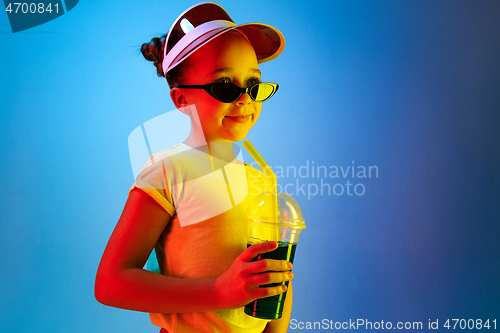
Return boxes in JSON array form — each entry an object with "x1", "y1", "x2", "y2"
[{"x1": 225, "y1": 115, "x2": 252, "y2": 123}]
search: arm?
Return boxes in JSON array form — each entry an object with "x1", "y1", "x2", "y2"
[
  {"x1": 263, "y1": 281, "x2": 293, "y2": 333},
  {"x1": 95, "y1": 188, "x2": 293, "y2": 313}
]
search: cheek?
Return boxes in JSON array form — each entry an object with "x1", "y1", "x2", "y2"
[
  {"x1": 191, "y1": 96, "x2": 223, "y2": 120},
  {"x1": 253, "y1": 104, "x2": 263, "y2": 122}
]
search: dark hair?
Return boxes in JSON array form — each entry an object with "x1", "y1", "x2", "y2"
[{"x1": 140, "y1": 34, "x2": 187, "y2": 88}]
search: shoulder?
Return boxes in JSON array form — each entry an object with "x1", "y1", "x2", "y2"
[
  {"x1": 134, "y1": 145, "x2": 189, "y2": 186},
  {"x1": 141, "y1": 144, "x2": 190, "y2": 172}
]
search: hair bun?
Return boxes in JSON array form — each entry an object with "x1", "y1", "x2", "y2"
[{"x1": 141, "y1": 36, "x2": 166, "y2": 77}]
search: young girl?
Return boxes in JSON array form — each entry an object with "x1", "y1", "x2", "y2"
[{"x1": 95, "y1": 3, "x2": 293, "y2": 332}]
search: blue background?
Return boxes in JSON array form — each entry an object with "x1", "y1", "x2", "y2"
[{"x1": 1, "y1": 0, "x2": 499, "y2": 332}]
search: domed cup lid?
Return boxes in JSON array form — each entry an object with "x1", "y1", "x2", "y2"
[{"x1": 246, "y1": 192, "x2": 305, "y2": 228}]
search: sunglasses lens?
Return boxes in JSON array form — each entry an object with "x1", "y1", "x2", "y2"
[
  {"x1": 250, "y1": 83, "x2": 277, "y2": 102},
  {"x1": 208, "y1": 83, "x2": 278, "y2": 103},
  {"x1": 211, "y1": 83, "x2": 240, "y2": 102}
]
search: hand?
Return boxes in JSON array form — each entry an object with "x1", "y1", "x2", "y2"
[{"x1": 214, "y1": 241, "x2": 294, "y2": 309}]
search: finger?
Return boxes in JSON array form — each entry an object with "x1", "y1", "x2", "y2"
[
  {"x1": 251, "y1": 283, "x2": 288, "y2": 300},
  {"x1": 247, "y1": 258, "x2": 292, "y2": 274},
  {"x1": 249, "y1": 271, "x2": 294, "y2": 287},
  {"x1": 238, "y1": 241, "x2": 278, "y2": 262}
]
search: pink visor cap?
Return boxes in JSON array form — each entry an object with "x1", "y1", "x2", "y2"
[{"x1": 162, "y1": 2, "x2": 285, "y2": 76}]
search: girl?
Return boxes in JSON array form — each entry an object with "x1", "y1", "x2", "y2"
[{"x1": 95, "y1": 3, "x2": 292, "y2": 332}]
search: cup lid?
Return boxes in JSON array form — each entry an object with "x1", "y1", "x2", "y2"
[{"x1": 247, "y1": 192, "x2": 305, "y2": 227}]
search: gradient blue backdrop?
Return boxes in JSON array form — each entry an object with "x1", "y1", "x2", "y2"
[{"x1": 1, "y1": 1, "x2": 499, "y2": 332}]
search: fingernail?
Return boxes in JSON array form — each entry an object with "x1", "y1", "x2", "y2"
[
  {"x1": 282, "y1": 285, "x2": 287, "y2": 292},
  {"x1": 287, "y1": 272, "x2": 294, "y2": 279},
  {"x1": 287, "y1": 262, "x2": 293, "y2": 270}
]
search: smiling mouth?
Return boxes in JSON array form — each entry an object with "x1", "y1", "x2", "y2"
[{"x1": 225, "y1": 115, "x2": 252, "y2": 123}]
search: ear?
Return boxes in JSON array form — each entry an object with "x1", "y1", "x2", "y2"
[{"x1": 170, "y1": 88, "x2": 190, "y2": 115}]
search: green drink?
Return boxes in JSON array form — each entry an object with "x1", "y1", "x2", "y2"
[
  {"x1": 245, "y1": 192, "x2": 305, "y2": 320},
  {"x1": 244, "y1": 242, "x2": 297, "y2": 319}
]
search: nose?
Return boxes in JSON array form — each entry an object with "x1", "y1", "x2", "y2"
[{"x1": 234, "y1": 90, "x2": 252, "y2": 106}]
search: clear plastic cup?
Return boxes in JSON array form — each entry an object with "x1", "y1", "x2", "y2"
[{"x1": 244, "y1": 192, "x2": 306, "y2": 320}]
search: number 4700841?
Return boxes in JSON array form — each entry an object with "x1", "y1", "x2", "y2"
[
  {"x1": 444, "y1": 319, "x2": 496, "y2": 330},
  {"x1": 5, "y1": 3, "x2": 59, "y2": 14}
]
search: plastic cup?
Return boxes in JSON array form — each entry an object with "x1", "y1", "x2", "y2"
[{"x1": 244, "y1": 192, "x2": 306, "y2": 320}]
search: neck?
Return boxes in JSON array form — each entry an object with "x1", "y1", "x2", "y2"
[
  {"x1": 182, "y1": 106, "x2": 239, "y2": 162},
  {"x1": 207, "y1": 141, "x2": 237, "y2": 162},
  {"x1": 183, "y1": 136, "x2": 237, "y2": 163}
]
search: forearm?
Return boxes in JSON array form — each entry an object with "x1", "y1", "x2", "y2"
[
  {"x1": 95, "y1": 189, "x2": 224, "y2": 314},
  {"x1": 95, "y1": 266, "x2": 222, "y2": 314}
]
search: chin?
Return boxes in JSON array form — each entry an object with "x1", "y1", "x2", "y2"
[
  {"x1": 232, "y1": 132, "x2": 250, "y2": 142},
  {"x1": 221, "y1": 135, "x2": 245, "y2": 143}
]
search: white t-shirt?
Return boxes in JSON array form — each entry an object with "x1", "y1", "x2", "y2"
[{"x1": 129, "y1": 143, "x2": 271, "y2": 333}]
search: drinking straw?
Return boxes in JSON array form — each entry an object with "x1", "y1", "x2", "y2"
[
  {"x1": 242, "y1": 140, "x2": 279, "y2": 241},
  {"x1": 243, "y1": 140, "x2": 300, "y2": 306}
]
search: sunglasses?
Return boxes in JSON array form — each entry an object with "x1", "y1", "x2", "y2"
[{"x1": 175, "y1": 82, "x2": 279, "y2": 103}]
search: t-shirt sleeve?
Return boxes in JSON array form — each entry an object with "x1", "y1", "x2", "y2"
[{"x1": 128, "y1": 153, "x2": 176, "y2": 216}]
